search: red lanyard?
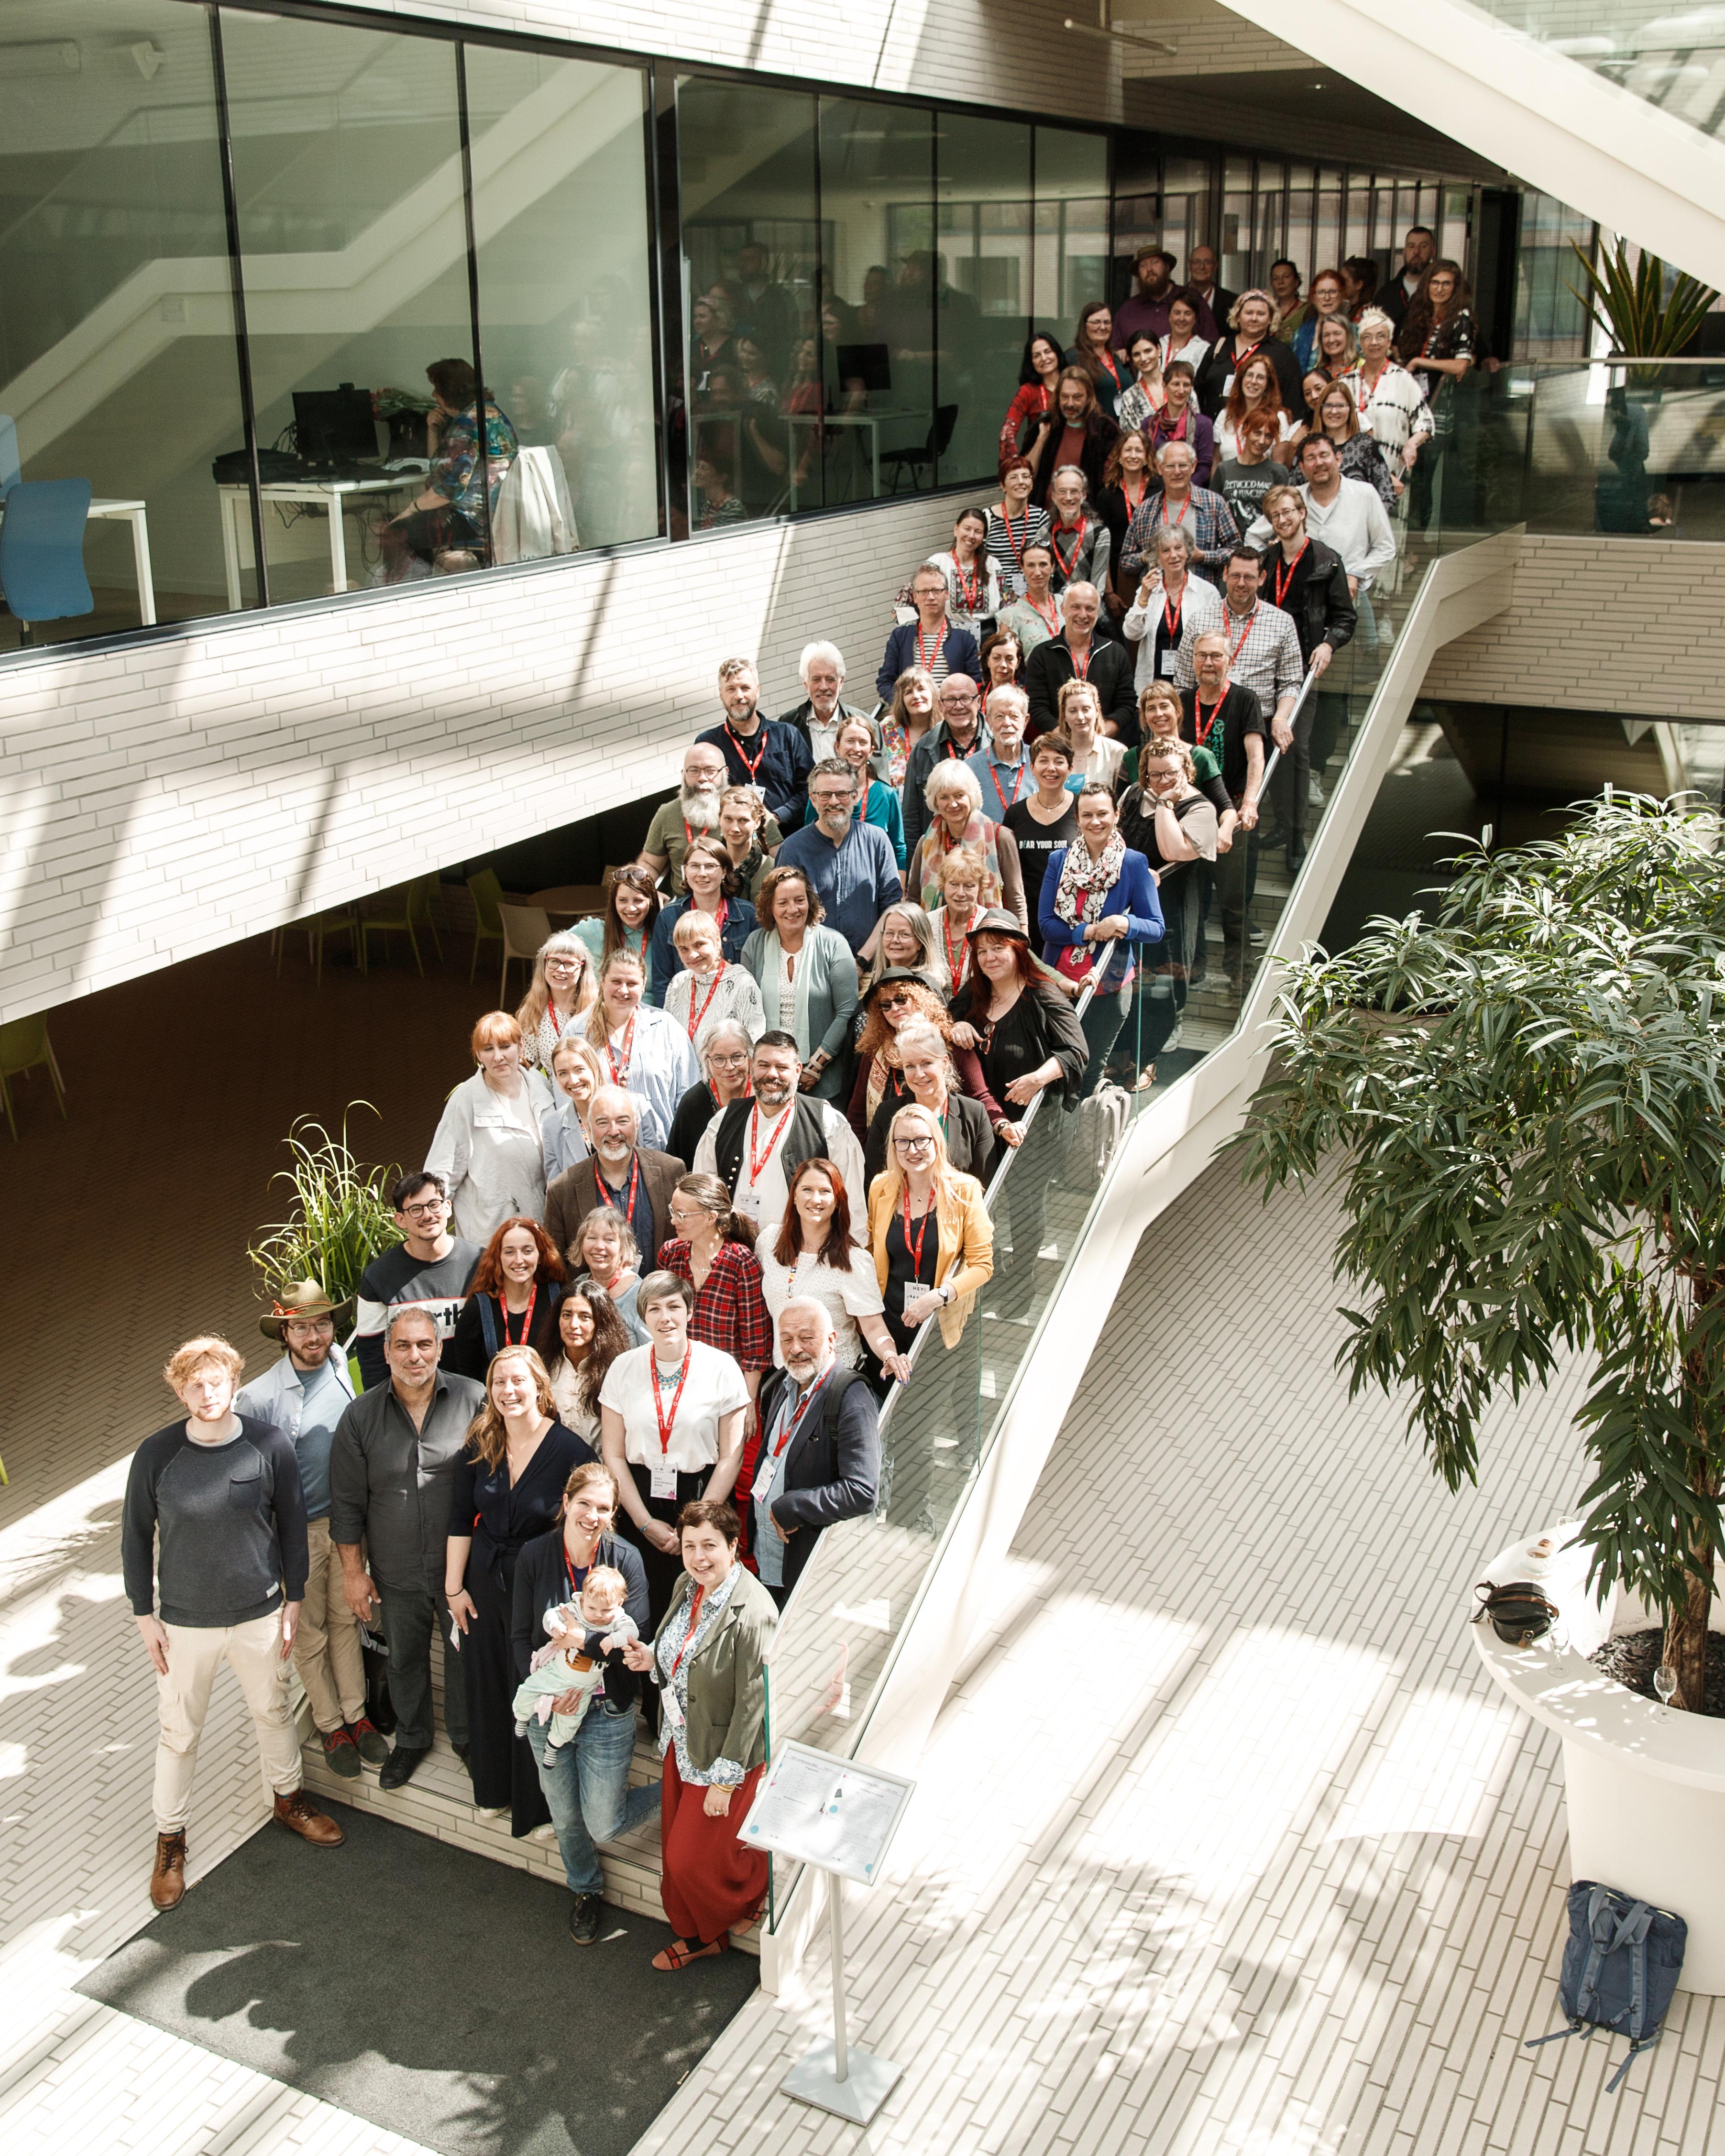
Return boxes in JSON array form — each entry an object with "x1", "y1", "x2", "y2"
[
  {"x1": 747, "y1": 1100, "x2": 796, "y2": 1184},
  {"x1": 1193, "y1": 692, "x2": 1227, "y2": 747},
  {"x1": 1050, "y1": 518, "x2": 1087, "y2": 580},
  {"x1": 1000, "y1": 511, "x2": 1032, "y2": 573},
  {"x1": 684, "y1": 961, "x2": 727, "y2": 1039},
  {"x1": 1070, "y1": 641, "x2": 1094, "y2": 680},
  {"x1": 1026, "y1": 594, "x2": 1061, "y2": 636},
  {"x1": 1121, "y1": 478, "x2": 1146, "y2": 518},
  {"x1": 667, "y1": 1584, "x2": 705, "y2": 1680},
  {"x1": 916, "y1": 622, "x2": 946, "y2": 672},
  {"x1": 596, "y1": 1150, "x2": 640, "y2": 1225},
  {"x1": 563, "y1": 1536, "x2": 601, "y2": 1597},
  {"x1": 987, "y1": 759, "x2": 1025, "y2": 815},
  {"x1": 652, "y1": 1349, "x2": 693, "y2": 1466},
  {"x1": 1227, "y1": 604, "x2": 1257, "y2": 664},
  {"x1": 1271, "y1": 542, "x2": 1308, "y2": 610},
  {"x1": 1162, "y1": 586, "x2": 1185, "y2": 642},
  {"x1": 942, "y1": 907, "x2": 972, "y2": 985},
  {"x1": 708, "y1": 1075, "x2": 751, "y2": 1112},
  {"x1": 499, "y1": 1282, "x2": 537, "y2": 1348},
  {"x1": 725, "y1": 722, "x2": 767, "y2": 782},
  {"x1": 1232, "y1": 337, "x2": 1264, "y2": 372},
  {"x1": 605, "y1": 1013, "x2": 636, "y2": 1086},
  {"x1": 769, "y1": 1371, "x2": 826, "y2": 1461},
  {"x1": 1155, "y1": 493, "x2": 1192, "y2": 531},
  {"x1": 954, "y1": 558, "x2": 981, "y2": 613},
  {"x1": 900, "y1": 1182, "x2": 934, "y2": 1280}
]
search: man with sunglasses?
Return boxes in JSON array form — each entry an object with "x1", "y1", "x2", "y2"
[{"x1": 352, "y1": 1171, "x2": 482, "y2": 1390}]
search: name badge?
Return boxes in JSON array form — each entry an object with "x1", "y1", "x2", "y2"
[
  {"x1": 649, "y1": 1456, "x2": 677, "y2": 1501},
  {"x1": 1221, "y1": 372, "x2": 1235, "y2": 398},
  {"x1": 736, "y1": 1184, "x2": 762, "y2": 1222},
  {"x1": 1159, "y1": 649, "x2": 1179, "y2": 677},
  {"x1": 661, "y1": 1681, "x2": 686, "y2": 1729}
]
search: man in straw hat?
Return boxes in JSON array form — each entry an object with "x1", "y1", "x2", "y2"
[{"x1": 237, "y1": 1281, "x2": 384, "y2": 1780}]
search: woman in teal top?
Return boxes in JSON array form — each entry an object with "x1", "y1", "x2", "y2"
[
  {"x1": 804, "y1": 713, "x2": 907, "y2": 870},
  {"x1": 574, "y1": 865, "x2": 661, "y2": 996}
]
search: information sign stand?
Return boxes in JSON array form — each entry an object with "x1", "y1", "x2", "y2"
[{"x1": 739, "y1": 1740, "x2": 916, "y2": 2126}]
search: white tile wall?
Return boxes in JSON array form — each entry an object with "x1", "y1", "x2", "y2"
[
  {"x1": 0, "y1": 498, "x2": 958, "y2": 1026},
  {"x1": 1420, "y1": 533, "x2": 1725, "y2": 723}
]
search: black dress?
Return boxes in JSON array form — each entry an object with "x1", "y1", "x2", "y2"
[
  {"x1": 882, "y1": 1199, "x2": 941, "y2": 1355},
  {"x1": 450, "y1": 1420, "x2": 594, "y2": 1832},
  {"x1": 442, "y1": 1284, "x2": 565, "y2": 1384}
]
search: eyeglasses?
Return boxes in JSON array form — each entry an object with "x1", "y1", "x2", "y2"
[
  {"x1": 894, "y1": 1135, "x2": 935, "y2": 1153},
  {"x1": 401, "y1": 1201, "x2": 446, "y2": 1219},
  {"x1": 545, "y1": 957, "x2": 583, "y2": 973},
  {"x1": 879, "y1": 995, "x2": 911, "y2": 1011}
]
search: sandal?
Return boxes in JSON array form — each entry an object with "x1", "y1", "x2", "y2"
[{"x1": 652, "y1": 1936, "x2": 727, "y2": 1971}]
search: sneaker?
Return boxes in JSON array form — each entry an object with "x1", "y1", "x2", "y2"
[
  {"x1": 150, "y1": 1829, "x2": 187, "y2": 1911},
  {"x1": 348, "y1": 1715, "x2": 389, "y2": 1767},
  {"x1": 321, "y1": 1726, "x2": 361, "y2": 1778},
  {"x1": 569, "y1": 1893, "x2": 603, "y2": 1945}
]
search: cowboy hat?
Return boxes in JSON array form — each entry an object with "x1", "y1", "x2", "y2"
[{"x1": 260, "y1": 1280, "x2": 350, "y2": 1340}]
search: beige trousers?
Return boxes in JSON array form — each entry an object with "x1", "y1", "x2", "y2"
[
  {"x1": 154, "y1": 1608, "x2": 302, "y2": 1832},
  {"x1": 296, "y1": 1515, "x2": 367, "y2": 1733}
]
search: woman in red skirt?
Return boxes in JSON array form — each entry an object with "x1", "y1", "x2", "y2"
[{"x1": 623, "y1": 1498, "x2": 777, "y2": 1968}]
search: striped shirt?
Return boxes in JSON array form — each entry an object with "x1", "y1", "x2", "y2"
[{"x1": 985, "y1": 506, "x2": 1053, "y2": 593}]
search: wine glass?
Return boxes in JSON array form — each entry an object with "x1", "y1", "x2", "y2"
[{"x1": 1655, "y1": 1664, "x2": 1678, "y2": 1719}]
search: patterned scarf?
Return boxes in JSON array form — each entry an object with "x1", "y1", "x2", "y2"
[{"x1": 1054, "y1": 830, "x2": 1128, "y2": 929}]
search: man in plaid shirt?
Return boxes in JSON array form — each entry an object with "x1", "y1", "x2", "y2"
[
  {"x1": 1180, "y1": 548, "x2": 1303, "y2": 850},
  {"x1": 1120, "y1": 439, "x2": 1241, "y2": 579}
]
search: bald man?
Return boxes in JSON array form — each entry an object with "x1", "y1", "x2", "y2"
[{"x1": 749, "y1": 1299, "x2": 885, "y2": 1606}]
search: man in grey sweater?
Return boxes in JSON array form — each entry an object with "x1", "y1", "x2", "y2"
[
  {"x1": 329, "y1": 1305, "x2": 485, "y2": 1791},
  {"x1": 123, "y1": 1333, "x2": 345, "y2": 1912}
]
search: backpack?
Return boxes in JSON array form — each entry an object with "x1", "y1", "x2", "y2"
[{"x1": 1526, "y1": 1881, "x2": 1686, "y2": 2092}]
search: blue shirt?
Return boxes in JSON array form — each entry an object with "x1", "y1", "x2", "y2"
[
  {"x1": 772, "y1": 819, "x2": 903, "y2": 956},
  {"x1": 751, "y1": 1365, "x2": 834, "y2": 1587},
  {"x1": 291, "y1": 1357, "x2": 348, "y2": 1520},
  {"x1": 965, "y1": 748, "x2": 1032, "y2": 821}
]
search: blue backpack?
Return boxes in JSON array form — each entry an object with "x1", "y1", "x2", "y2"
[{"x1": 1526, "y1": 1881, "x2": 1686, "y2": 2092}]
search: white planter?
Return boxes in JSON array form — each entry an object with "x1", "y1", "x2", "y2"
[{"x1": 1472, "y1": 1524, "x2": 1725, "y2": 1994}]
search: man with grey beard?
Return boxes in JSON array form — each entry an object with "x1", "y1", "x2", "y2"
[{"x1": 640, "y1": 742, "x2": 783, "y2": 896}]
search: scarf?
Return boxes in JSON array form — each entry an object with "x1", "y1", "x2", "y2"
[
  {"x1": 918, "y1": 810, "x2": 996, "y2": 913},
  {"x1": 1055, "y1": 829, "x2": 1128, "y2": 929}
]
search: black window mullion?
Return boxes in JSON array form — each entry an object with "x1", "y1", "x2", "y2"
[
  {"x1": 454, "y1": 45, "x2": 490, "y2": 559},
  {"x1": 207, "y1": 5, "x2": 270, "y2": 610}
]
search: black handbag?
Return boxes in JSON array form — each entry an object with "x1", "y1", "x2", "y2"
[{"x1": 1474, "y1": 1578, "x2": 1558, "y2": 1646}]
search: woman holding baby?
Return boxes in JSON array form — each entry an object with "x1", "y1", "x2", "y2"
[{"x1": 510, "y1": 1459, "x2": 659, "y2": 1945}]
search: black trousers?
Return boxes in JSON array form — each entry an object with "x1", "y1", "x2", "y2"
[
  {"x1": 376, "y1": 1582, "x2": 468, "y2": 1754},
  {"x1": 459, "y1": 1529, "x2": 552, "y2": 1834}
]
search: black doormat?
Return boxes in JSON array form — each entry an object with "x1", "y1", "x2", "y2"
[{"x1": 78, "y1": 1799, "x2": 758, "y2": 2156}]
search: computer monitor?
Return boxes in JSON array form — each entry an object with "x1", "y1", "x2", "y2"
[
  {"x1": 293, "y1": 385, "x2": 377, "y2": 468},
  {"x1": 836, "y1": 343, "x2": 892, "y2": 394}
]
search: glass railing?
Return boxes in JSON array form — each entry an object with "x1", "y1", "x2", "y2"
[
  {"x1": 759, "y1": 404, "x2": 1532, "y2": 1930},
  {"x1": 1499, "y1": 355, "x2": 1725, "y2": 539},
  {"x1": 1463, "y1": 0, "x2": 1725, "y2": 142}
]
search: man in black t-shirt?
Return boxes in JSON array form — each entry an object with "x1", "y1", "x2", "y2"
[
  {"x1": 1003, "y1": 732, "x2": 1082, "y2": 934},
  {"x1": 1212, "y1": 416, "x2": 1291, "y2": 529},
  {"x1": 353, "y1": 1172, "x2": 481, "y2": 1390},
  {"x1": 1183, "y1": 628, "x2": 1267, "y2": 986}
]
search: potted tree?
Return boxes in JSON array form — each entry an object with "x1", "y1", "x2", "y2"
[
  {"x1": 1235, "y1": 792, "x2": 1725, "y2": 1710},
  {"x1": 250, "y1": 1106, "x2": 399, "y2": 1385}
]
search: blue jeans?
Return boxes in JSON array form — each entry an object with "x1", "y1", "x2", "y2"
[{"x1": 527, "y1": 1701, "x2": 659, "y2": 1896}]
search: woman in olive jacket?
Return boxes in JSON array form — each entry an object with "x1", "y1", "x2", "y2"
[{"x1": 621, "y1": 1497, "x2": 777, "y2": 1968}]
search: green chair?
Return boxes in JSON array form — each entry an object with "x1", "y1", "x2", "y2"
[
  {"x1": 0, "y1": 1011, "x2": 68, "y2": 1139},
  {"x1": 467, "y1": 867, "x2": 508, "y2": 982},
  {"x1": 361, "y1": 874, "x2": 443, "y2": 974}
]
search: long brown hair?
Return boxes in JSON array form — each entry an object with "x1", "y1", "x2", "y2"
[
  {"x1": 772, "y1": 1157, "x2": 854, "y2": 1270},
  {"x1": 547, "y1": 1285, "x2": 633, "y2": 1424},
  {"x1": 465, "y1": 1347, "x2": 556, "y2": 1468},
  {"x1": 1222, "y1": 356, "x2": 1284, "y2": 439},
  {"x1": 671, "y1": 1170, "x2": 758, "y2": 1253},
  {"x1": 1397, "y1": 258, "x2": 1472, "y2": 359},
  {"x1": 469, "y1": 1215, "x2": 567, "y2": 1299},
  {"x1": 601, "y1": 864, "x2": 661, "y2": 962},
  {"x1": 515, "y1": 931, "x2": 597, "y2": 1047}
]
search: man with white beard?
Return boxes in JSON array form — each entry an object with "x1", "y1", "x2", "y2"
[
  {"x1": 776, "y1": 640, "x2": 886, "y2": 777},
  {"x1": 638, "y1": 741, "x2": 781, "y2": 896}
]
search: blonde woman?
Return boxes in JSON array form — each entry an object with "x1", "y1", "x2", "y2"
[
  {"x1": 425, "y1": 1011, "x2": 557, "y2": 1241},
  {"x1": 516, "y1": 932, "x2": 599, "y2": 1075},
  {"x1": 582, "y1": 947, "x2": 699, "y2": 1150},
  {"x1": 446, "y1": 1346, "x2": 593, "y2": 1830},
  {"x1": 663, "y1": 911, "x2": 768, "y2": 1057},
  {"x1": 865, "y1": 1104, "x2": 993, "y2": 1419},
  {"x1": 879, "y1": 667, "x2": 937, "y2": 790},
  {"x1": 541, "y1": 1036, "x2": 605, "y2": 1184},
  {"x1": 927, "y1": 843, "x2": 994, "y2": 996},
  {"x1": 909, "y1": 761, "x2": 1026, "y2": 928}
]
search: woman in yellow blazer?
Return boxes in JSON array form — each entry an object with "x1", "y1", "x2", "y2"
[{"x1": 866, "y1": 1102, "x2": 994, "y2": 1387}]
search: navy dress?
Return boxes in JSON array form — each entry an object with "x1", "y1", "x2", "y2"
[{"x1": 451, "y1": 1420, "x2": 594, "y2": 1832}]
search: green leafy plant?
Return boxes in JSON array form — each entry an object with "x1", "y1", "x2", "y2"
[
  {"x1": 1567, "y1": 237, "x2": 1718, "y2": 362},
  {"x1": 1233, "y1": 794, "x2": 1725, "y2": 1713},
  {"x1": 249, "y1": 1105, "x2": 400, "y2": 1313}
]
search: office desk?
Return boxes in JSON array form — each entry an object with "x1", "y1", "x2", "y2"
[
  {"x1": 217, "y1": 471, "x2": 422, "y2": 609},
  {"x1": 0, "y1": 494, "x2": 155, "y2": 624},
  {"x1": 528, "y1": 884, "x2": 607, "y2": 918},
  {"x1": 785, "y1": 414, "x2": 880, "y2": 507}
]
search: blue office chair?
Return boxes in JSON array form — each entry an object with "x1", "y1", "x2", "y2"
[
  {"x1": 0, "y1": 479, "x2": 93, "y2": 645},
  {"x1": 0, "y1": 416, "x2": 19, "y2": 496}
]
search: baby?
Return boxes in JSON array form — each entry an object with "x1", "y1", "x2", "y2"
[{"x1": 512, "y1": 1566, "x2": 638, "y2": 1753}]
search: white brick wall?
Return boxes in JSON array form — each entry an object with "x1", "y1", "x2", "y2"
[
  {"x1": 0, "y1": 500, "x2": 957, "y2": 1025},
  {"x1": 1420, "y1": 533, "x2": 1725, "y2": 722}
]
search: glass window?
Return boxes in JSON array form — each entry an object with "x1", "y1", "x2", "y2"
[
  {"x1": 936, "y1": 112, "x2": 1032, "y2": 487},
  {"x1": 821, "y1": 96, "x2": 935, "y2": 504},
  {"x1": 221, "y1": 14, "x2": 479, "y2": 600},
  {"x1": 1220, "y1": 152, "x2": 1253, "y2": 293},
  {"x1": 676, "y1": 77, "x2": 817, "y2": 525},
  {"x1": 0, "y1": 0, "x2": 247, "y2": 648},
  {"x1": 463, "y1": 45, "x2": 657, "y2": 551},
  {"x1": 1162, "y1": 151, "x2": 1213, "y2": 280},
  {"x1": 1035, "y1": 127, "x2": 1109, "y2": 337}
]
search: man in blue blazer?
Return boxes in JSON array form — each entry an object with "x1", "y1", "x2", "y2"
[
  {"x1": 1037, "y1": 781, "x2": 1163, "y2": 1096},
  {"x1": 876, "y1": 565, "x2": 983, "y2": 702}
]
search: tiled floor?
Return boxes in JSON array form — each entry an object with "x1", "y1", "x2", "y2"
[{"x1": 8, "y1": 879, "x2": 1724, "y2": 2156}]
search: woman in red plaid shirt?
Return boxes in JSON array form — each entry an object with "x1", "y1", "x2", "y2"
[{"x1": 659, "y1": 1175, "x2": 774, "y2": 1451}]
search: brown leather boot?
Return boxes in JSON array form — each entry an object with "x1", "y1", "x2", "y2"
[
  {"x1": 273, "y1": 1789, "x2": 344, "y2": 1847},
  {"x1": 150, "y1": 1830, "x2": 187, "y2": 1910}
]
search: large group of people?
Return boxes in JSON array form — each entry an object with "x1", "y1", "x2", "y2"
[{"x1": 124, "y1": 225, "x2": 1446, "y2": 1974}]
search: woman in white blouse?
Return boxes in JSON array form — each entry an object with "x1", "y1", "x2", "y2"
[
  {"x1": 662, "y1": 911, "x2": 767, "y2": 1057},
  {"x1": 424, "y1": 1011, "x2": 556, "y2": 1241},
  {"x1": 515, "y1": 931, "x2": 598, "y2": 1075},
  {"x1": 540, "y1": 1036, "x2": 604, "y2": 1185},
  {"x1": 756, "y1": 1156, "x2": 909, "y2": 1383},
  {"x1": 582, "y1": 948, "x2": 700, "y2": 1149},
  {"x1": 599, "y1": 1270, "x2": 749, "y2": 1623},
  {"x1": 543, "y1": 1280, "x2": 635, "y2": 1442}
]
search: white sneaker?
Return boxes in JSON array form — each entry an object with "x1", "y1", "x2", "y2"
[
  {"x1": 474, "y1": 1804, "x2": 508, "y2": 1818},
  {"x1": 1308, "y1": 775, "x2": 1326, "y2": 808}
]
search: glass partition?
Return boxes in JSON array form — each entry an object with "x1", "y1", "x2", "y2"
[
  {"x1": 761, "y1": 380, "x2": 1536, "y2": 1930},
  {"x1": 0, "y1": 0, "x2": 247, "y2": 649},
  {"x1": 1034, "y1": 126, "x2": 1110, "y2": 339},
  {"x1": 936, "y1": 112, "x2": 1033, "y2": 489},
  {"x1": 1466, "y1": 0, "x2": 1725, "y2": 143},
  {"x1": 1515, "y1": 357, "x2": 1725, "y2": 541}
]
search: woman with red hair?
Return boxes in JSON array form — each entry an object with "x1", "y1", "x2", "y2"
[
  {"x1": 425, "y1": 1010, "x2": 556, "y2": 1241},
  {"x1": 443, "y1": 1215, "x2": 566, "y2": 1380}
]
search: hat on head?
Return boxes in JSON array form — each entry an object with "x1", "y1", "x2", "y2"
[
  {"x1": 964, "y1": 906, "x2": 1032, "y2": 946},
  {"x1": 260, "y1": 1279, "x2": 349, "y2": 1340},
  {"x1": 859, "y1": 966, "x2": 928, "y2": 1009}
]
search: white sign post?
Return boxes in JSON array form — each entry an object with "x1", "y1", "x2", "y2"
[{"x1": 739, "y1": 1740, "x2": 916, "y2": 2126}]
